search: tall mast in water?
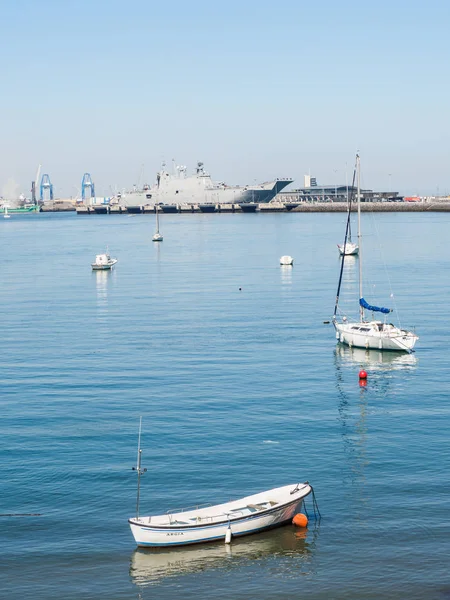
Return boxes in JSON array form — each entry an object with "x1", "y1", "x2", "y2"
[
  {"x1": 132, "y1": 417, "x2": 146, "y2": 519},
  {"x1": 345, "y1": 165, "x2": 351, "y2": 242},
  {"x1": 155, "y1": 203, "x2": 160, "y2": 234},
  {"x1": 357, "y1": 154, "x2": 364, "y2": 322}
]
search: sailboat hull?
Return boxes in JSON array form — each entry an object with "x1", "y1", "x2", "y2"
[{"x1": 334, "y1": 321, "x2": 418, "y2": 352}]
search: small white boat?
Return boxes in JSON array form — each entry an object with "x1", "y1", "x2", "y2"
[
  {"x1": 129, "y1": 419, "x2": 314, "y2": 548},
  {"x1": 280, "y1": 255, "x2": 294, "y2": 265},
  {"x1": 3, "y1": 205, "x2": 10, "y2": 219},
  {"x1": 129, "y1": 482, "x2": 312, "y2": 547},
  {"x1": 152, "y1": 204, "x2": 163, "y2": 242},
  {"x1": 91, "y1": 252, "x2": 118, "y2": 270}
]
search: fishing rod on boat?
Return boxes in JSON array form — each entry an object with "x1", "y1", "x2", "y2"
[
  {"x1": 131, "y1": 417, "x2": 147, "y2": 519},
  {"x1": 333, "y1": 158, "x2": 358, "y2": 319}
]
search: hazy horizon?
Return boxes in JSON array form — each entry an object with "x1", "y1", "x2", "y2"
[{"x1": 1, "y1": 0, "x2": 449, "y2": 199}]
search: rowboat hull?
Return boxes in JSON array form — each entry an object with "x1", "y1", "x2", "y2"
[{"x1": 129, "y1": 483, "x2": 311, "y2": 547}]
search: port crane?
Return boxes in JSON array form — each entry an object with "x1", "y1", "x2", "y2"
[
  {"x1": 31, "y1": 164, "x2": 41, "y2": 203},
  {"x1": 81, "y1": 173, "x2": 95, "y2": 200},
  {"x1": 40, "y1": 173, "x2": 54, "y2": 201}
]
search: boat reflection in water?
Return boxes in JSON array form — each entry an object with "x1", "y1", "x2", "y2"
[
  {"x1": 280, "y1": 264, "x2": 293, "y2": 286},
  {"x1": 129, "y1": 523, "x2": 318, "y2": 586},
  {"x1": 95, "y1": 269, "x2": 109, "y2": 299},
  {"x1": 94, "y1": 269, "x2": 114, "y2": 314},
  {"x1": 333, "y1": 344, "x2": 417, "y2": 514},
  {"x1": 335, "y1": 345, "x2": 418, "y2": 371}
]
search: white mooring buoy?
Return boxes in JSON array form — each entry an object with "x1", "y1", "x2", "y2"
[
  {"x1": 280, "y1": 255, "x2": 294, "y2": 266},
  {"x1": 225, "y1": 525, "x2": 232, "y2": 544}
]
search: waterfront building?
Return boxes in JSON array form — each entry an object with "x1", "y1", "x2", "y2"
[{"x1": 278, "y1": 174, "x2": 402, "y2": 203}]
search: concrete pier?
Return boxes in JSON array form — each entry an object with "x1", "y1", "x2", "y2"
[{"x1": 74, "y1": 201, "x2": 450, "y2": 215}]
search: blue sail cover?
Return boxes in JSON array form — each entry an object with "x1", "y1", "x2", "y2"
[{"x1": 359, "y1": 297, "x2": 391, "y2": 314}]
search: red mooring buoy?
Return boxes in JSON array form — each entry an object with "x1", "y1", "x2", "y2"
[{"x1": 359, "y1": 370, "x2": 368, "y2": 380}]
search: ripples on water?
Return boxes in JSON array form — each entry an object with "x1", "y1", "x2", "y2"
[{"x1": 0, "y1": 212, "x2": 449, "y2": 599}]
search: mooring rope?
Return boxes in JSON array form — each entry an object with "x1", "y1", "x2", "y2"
[{"x1": 310, "y1": 485, "x2": 321, "y2": 519}]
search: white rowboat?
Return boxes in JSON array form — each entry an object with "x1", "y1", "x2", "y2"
[{"x1": 129, "y1": 482, "x2": 312, "y2": 547}]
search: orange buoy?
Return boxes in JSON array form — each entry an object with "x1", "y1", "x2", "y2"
[
  {"x1": 359, "y1": 370, "x2": 368, "y2": 380},
  {"x1": 292, "y1": 513, "x2": 308, "y2": 527}
]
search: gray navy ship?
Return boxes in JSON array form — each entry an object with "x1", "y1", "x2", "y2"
[{"x1": 118, "y1": 161, "x2": 293, "y2": 211}]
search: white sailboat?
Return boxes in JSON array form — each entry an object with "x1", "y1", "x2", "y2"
[
  {"x1": 152, "y1": 203, "x2": 163, "y2": 242},
  {"x1": 3, "y1": 205, "x2": 11, "y2": 219},
  {"x1": 332, "y1": 154, "x2": 418, "y2": 353}
]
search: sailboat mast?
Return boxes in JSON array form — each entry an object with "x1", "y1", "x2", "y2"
[
  {"x1": 333, "y1": 161, "x2": 357, "y2": 318},
  {"x1": 133, "y1": 417, "x2": 146, "y2": 519},
  {"x1": 155, "y1": 203, "x2": 159, "y2": 233},
  {"x1": 345, "y1": 167, "x2": 351, "y2": 242},
  {"x1": 357, "y1": 154, "x2": 364, "y2": 322}
]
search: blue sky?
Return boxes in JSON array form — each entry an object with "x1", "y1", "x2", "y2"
[{"x1": 1, "y1": 0, "x2": 449, "y2": 198}]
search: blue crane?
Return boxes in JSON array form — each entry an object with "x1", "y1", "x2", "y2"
[
  {"x1": 81, "y1": 173, "x2": 95, "y2": 200},
  {"x1": 40, "y1": 174, "x2": 53, "y2": 201}
]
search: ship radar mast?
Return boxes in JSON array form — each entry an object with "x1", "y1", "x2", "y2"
[{"x1": 196, "y1": 161, "x2": 209, "y2": 177}]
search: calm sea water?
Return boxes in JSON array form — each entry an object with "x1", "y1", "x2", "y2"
[{"x1": 0, "y1": 211, "x2": 449, "y2": 599}]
